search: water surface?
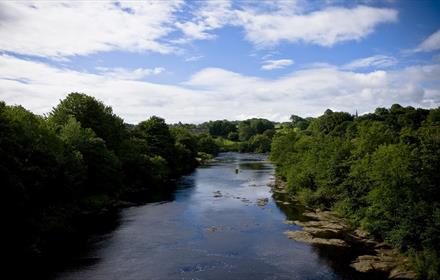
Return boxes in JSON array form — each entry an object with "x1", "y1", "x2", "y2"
[{"x1": 57, "y1": 153, "x2": 375, "y2": 280}]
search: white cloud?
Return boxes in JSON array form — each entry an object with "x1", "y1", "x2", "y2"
[
  {"x1": 234, "y1": 5, "x2": 397, "y2": 47},
  {"x1": 0, "y1": 1, "x2": 183, "y2": 58},
  {"x1": 0, "y1": 1, "x2": 399, "y2": 59},
  {"x1": 176, "y1": 3, "x2": 397, "y2": 48},
  {"x1": 261, "y1": 59, "x2": 294, "y2": 70},
  {"x1": 96, "y1": 67, "x2": 165, "y2": 80},
  {"x1": 413, "y1": 29, "x2": 440, "y2": 52},
  {"x1": 185, "y1": 55, "x2": 204, "y2": 62},
  {"x1": 175, "y1": 0, "x2": 233, "y2": 42},
  {"x1": 1, "y1": 54, "x2": 438, "y2": 124},
  {"x1": 342, "y1": 55, "x2": 397, "y2": 70}
]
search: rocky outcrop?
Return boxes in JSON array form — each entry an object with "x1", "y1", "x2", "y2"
[
  {"x1": 256, "y1": 198, "x2": 269, "y2": 207},
  {"x1": 284, "y1": 210, "x2": 415, "y2": 279},
  {"x1": 271, "y1": 178, "x2": 416, "y2": 279},
  {"x1": 205, "y1": 226, "x2": 223, "y2": 233},
  {"x1": 284, "y1": 210, "x2": 348, "y2": 246},
  {"x1": 213, "y1": 191, "x2": 222, "y2": 198},
  {"x1": 284, "y1": 230, "x2": 348, "y2": 247},
  {"x1": 350, "y1": 247, "x2": 416, "y2": 279}
]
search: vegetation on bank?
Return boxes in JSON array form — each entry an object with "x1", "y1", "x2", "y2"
[
  {"x1": 270, "y1": 105, "x2": 440, "y2": 279},
  {"x1": 1, "y1": 93, "x2": 210, "y2": 272},
  {"x1": 1, "y1": 92, "x2": 277, "y2": 271},
  {"x1": 2, "y1": 92, "x2": 439, "y2": 278},
  {"x1": 172, "y1": 118, "x2": 276, "y2": 153}
]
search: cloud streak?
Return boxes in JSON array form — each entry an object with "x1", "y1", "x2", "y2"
[
  {"x1": 96, "y1": 67, "x2": 165, "y2": 80},
  {"x1": 1, "y1": 55, "x2": 438, "y2": 124},
  {"x1": 413, "y1": 29, "x2": 440, "y2": 53},
  {"x1": 0, "y1": 1, "x2": 399, "y2": 59},
  {"x1": 178, "y1": 3, "x2": 398, "y2": 47},
  {"x1": 261, "y1": 59, "x2": 294, "y2": 70},
  {"x1": 342, "y1": 55, "x2": 397, "y2": 70},
  {"x1": 235, "y1": 5, "x2": 398, "y2": 47},
  {"x1": 0, "y1": 1, "x2": 183, "y2": 58}
]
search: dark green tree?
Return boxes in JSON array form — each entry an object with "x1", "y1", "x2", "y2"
[{"x1": 49, "y1": 93, "x2": 126, "y2": 151}]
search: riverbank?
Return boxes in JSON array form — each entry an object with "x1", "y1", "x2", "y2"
[
  {"x1": 271, "y1": 178, "x2": 416, "y2": 279},
  {"x1": 58, "y1": 152, "x2": 386, "y2": 280}
]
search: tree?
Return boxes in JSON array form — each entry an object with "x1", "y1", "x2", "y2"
[
  {"x1": 207, "y1": 120, "x2": 237, "y2": 138},
  {"x1": 135, "y1": 116, "x2": 175, "y2": 165},
  {"x1": 249, "y1": 134, "x2": 271, "y2": 153},
  {"x1": 197, "y1": 134, "x2": 220, "y2": 155},
  {"x1": 238, "y1": 121, "x2": 254, "y2": 141},
  {"x1": 59, "y1": 117, "x2": 122, "y2": 195},
  {"x1": 49, "y1": 93, "x2": 126, "y2": 151},
  {"x1": 308, "y1": 110, "x2": 353, "y2": 134}
]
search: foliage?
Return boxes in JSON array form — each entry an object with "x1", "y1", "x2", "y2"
[
  {"x1": 248, "y1": 134, "x2": 271, "y2": 153},
  {"x1": 49, "y1": 92, "x2": 126, "y2": 151},
  {"x1": 238, "y1": 118, "x2": 274, "y2": 141},
  {"x1": 1, "y1": 94, "x2": 209, "y2": 272},
  {"x1": 196, "y1": 134, "x2": 220, "y2": 155},
  {"x1": 207, "y1": 120, "x2": 237, "y2": 138},
  {"x1": 270, "y1": 105, "x2": 440, "y2": 277}
]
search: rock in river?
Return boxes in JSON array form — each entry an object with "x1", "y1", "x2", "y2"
[
  {"x1": 256, "y1": 198, "x2": 269, "y2": 207},
  {"x1": 213, "y1": 191, "x2": 222, "y2": 198},
  {"x1": 350, "y1": 248, "x2": 416, "y2": 279},
  {"x1": 284, "y1": 230, "x2": 348, "y2": 247}
]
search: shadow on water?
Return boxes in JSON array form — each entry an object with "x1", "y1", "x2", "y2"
[
  {"x1": 54, "y1": 152, "x2": 389, "y2": 280},
  {"x1": 48, "y1": 180, "x2": 192, "y2": 279},
  {"x1": 271, "y1": 192, "x2": 389, "y2": 280}
]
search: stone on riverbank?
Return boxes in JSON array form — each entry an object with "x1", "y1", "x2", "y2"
[
  {"x1": 284, "y1": 230, "x2": 348, "y2": 247},
  {"x1": 302, "y1": 227, "x2": 343, "y2": 239},
  {"x1": 293, "y1": 219, "x2": 347, "y2": 231},
  {"x1": 256, "y1": 198, "x2": 269, "y2": 207},
  {"x1": 285, "y1": 210, "x2": 415, "y2": 279},
  {"x1": 213, "y1": 191, "x2": 222, "y2": 198},
  {"x1": 206, "y1": 226, "x2": 223, "y2": 233},
  {"x1": 350, "y1": 248, "x2": 415, "y2": 279}
]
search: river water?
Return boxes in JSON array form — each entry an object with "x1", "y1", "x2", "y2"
[{"x1": 57, "y1": 153, "x2": 377, "y2": 280}]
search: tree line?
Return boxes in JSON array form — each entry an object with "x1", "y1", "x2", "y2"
[
  {"x1": 3, "y1": 92, "x2": 439, "y2": 278},
  {"x1": 270, "y1": 105, "x2": 440, "y2": 279},
  {"x1": 172, "y1": 118, "x2": 276, "y2": 153},
  {"x1": 1, "y1": 92, "x2": 217, "y2": 275}
]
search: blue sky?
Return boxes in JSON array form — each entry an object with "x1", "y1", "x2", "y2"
[{"x1": 0, "y1": 0, "x2": 440, "y2": 123}]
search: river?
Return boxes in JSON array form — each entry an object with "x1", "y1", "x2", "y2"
[{"x1": 56, "y1": 153, "x2": 379, "y2": 280}]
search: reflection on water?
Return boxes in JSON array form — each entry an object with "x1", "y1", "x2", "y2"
[{"x1": 57, "y1": 152, "x2": 382, "y2": 280}]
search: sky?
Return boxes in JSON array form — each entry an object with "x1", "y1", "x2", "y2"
[{"x1": 0, "y1": 0, "x2": 440, "y2": 124}]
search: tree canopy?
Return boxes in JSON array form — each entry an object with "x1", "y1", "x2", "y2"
[{"x1": 270, "y1": 105, "x2": 440, "y2": 278}]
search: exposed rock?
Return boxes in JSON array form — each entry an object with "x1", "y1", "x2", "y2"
[
  {"x1": 375, "y1": 242, "x2": 393, "y2": 250},
  {"x1": 354, "y1": 229, "x2": 369, "y2": 239},
  {"x1": 256, "y1": 198, "x2": 269, "y2": 207},
  {"x1": 351, "y1": 255, "x2": 392, "y2": 273},
  {"x1": 351, "y1": 249, "x2": 416, "y2": 279},
  {"x1": 213, "y1": 191, "x2": 222, "y2": 198},
  {"x1": 284, "y1": 230, "x2": 348, "y2": 247},
  {"x1": 293, "y1": 220, "x2": 347, "y2": 231},
  {"x1": 206, "y1": 226, "x2": 223, "y2": 233},
  {"x1": 389, "y1": 267, "x2": 417, "y2": 279},
  {"x1": 302, "y1": 227, "x2": 343, "y2": 239},
  {"x1": 271, "y1": 180, "x2": 416, "y2": 278},
  {"x1": 303, "y1": 210, "x2": 344, "y2": 223},
  {"x1": 273, "y1": 189, "x2": 287, "y2": 194}
]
